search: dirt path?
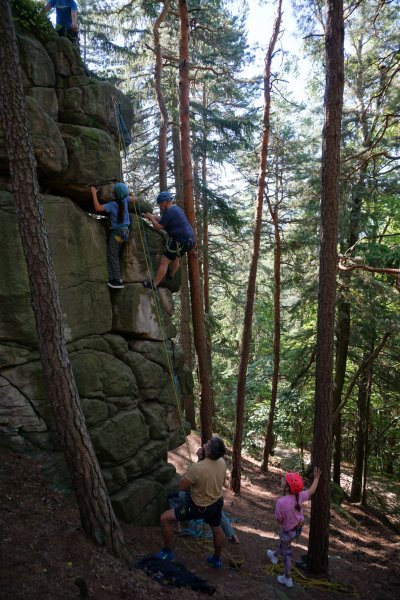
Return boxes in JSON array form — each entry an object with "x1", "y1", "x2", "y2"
[{"x1": 0, "y1": 434, "x2": 399, "y2": 599}]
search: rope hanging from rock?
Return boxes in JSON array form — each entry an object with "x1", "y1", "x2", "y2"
[{"x1": 113, "y1": 99, "x2": 192, "y2": 464}]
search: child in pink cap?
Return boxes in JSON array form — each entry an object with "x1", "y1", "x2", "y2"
[{"x1": 267, "y1": 467, "x2": 321, "y2": 588}]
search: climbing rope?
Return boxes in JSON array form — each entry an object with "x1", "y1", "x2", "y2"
[
  {"x1": 113, "y1": 100, "x2": 192, "y2": 464},
  {"x1": 265, "y1": 563, "x2": 359, "y2": 595}
]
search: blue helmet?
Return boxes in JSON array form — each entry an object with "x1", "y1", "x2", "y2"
[
  {"x1": 157, "y1": 191, "x2": 172, "y2": 204},
  {"x1": 114, "y1": 182, "x2": 129, "y2": 201}
]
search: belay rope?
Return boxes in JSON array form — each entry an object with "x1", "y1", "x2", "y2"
[{"x1": 113, "y1": 100, "x2": 192, "y2": 464}]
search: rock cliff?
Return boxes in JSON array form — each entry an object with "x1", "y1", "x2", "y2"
[{"x1": 0, "y1": 29, "x2": 191, "y2": 525}]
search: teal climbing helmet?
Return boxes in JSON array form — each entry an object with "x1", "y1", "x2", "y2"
[
  {"x1": 156, "y1": 191, "x2": 172, "y2": 204},
  {"x1": 114, "y1": 182, "x2": 129, "y2": 201}
]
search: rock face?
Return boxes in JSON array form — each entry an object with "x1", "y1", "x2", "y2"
[{"x1": 0, "y1": 31, "x2": 191, "y2": 525}]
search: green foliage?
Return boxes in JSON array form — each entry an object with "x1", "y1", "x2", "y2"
[{"x1": 11, "y1": 0, "x2": 56, "y2": 42}]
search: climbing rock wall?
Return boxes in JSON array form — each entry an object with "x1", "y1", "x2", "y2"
[{"x1": 0, "y1": 31, "x2": 191, "y2": 525}]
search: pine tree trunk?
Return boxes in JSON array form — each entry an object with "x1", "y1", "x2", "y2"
[
  {"x1": 178, "y1": 0, "x2": 213, "y2": 443},
  {"x1": 307, "y1": 0, "x2": 344, "y2": 577},
  {"x1": 333, "y1": 166, "x2": 367, "y2": 483},
  {"x1": 0, "y1": 0, "x2": 129, "y2": 560},
  {"x1": 332, "y1": 296, "x2": 350, "y2": 484},
  {"x1": 261, "y1": 143, "x2": 282, "y2": 472},
  {"x1": 231, "y1": 0, "x2": 282, "y2": 494},
  {"x1": 350, "y1": 350, "x2": 372, "y2": 502},
  {"x1": 153, "y1": 0, "x2": 170, "y2": 190},
  {"x1": 201, "y1": 108, "x2": 214, "y2": 420},
  {"x1": 172, "y1": 112, "x2": 196, "y2": 428}
]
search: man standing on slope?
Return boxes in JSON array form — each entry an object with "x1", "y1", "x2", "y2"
[{"x1": 155, "y1": 436, "x2": 227, "y2": 569}]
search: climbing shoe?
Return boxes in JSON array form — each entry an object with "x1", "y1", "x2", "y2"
[
  {"x1": 154, "y1": 548, "x2": 174, "y2": 561},
  {"x1": 277, "y1": 575, "x2": 293, "y2": 588},
  {"x1": 207, "y1": 555, "x2": 222, "y2": 569},
  {"x1": 108, "y1": 279, "x2": 124, "y2": 289},
  {"x1": 142, "y1": 280, "x2": 157, "y2": 290},
  {"x1": 267, "y1": 549, "x2": 278, "y2": 564}
]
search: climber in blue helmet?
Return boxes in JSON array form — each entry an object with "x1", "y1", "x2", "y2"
[
  {"x1": 142, "y1": 191, "x2": 195, "y2": 290},
  {"x1": 90, "y1": 182, "x2": 135, "y2": 289}
]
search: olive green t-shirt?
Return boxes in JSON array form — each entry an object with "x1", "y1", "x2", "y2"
[{"x1": 184, "y1": 457, "x2": 227, "y2": 507}]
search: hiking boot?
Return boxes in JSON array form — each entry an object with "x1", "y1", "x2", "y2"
[
  {"x1": 207, "y1": 555, "x2": 222, "y2": 569},
  {"x1": 277, "y1": 575, "x2": 293, "y2": 588},
  {"x1": 142, "y1": 280, "x2": 157, "y2": 290},
  {"x1": 267, "y1": 549, "x2": 278, "y2": 564},
  {"x1": 108, "y1": 279, "x2": 124, "y2": 289},
  {"x1": 154, "y1": 548, "x2": 174, "y2": 561},
  {"x1": 230, "y1": 533, "x2": 239, "y2": 544}
]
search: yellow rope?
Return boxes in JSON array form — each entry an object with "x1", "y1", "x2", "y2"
[
  {"x1": 179, "y1": 531, "x2": 358, "y2": 594},
  {"x1": 265, "y1": 563, "x2": 359, "y2": 595},
  {"x1": 113, "y1": 101, "x2": 192, "y2": 465}
]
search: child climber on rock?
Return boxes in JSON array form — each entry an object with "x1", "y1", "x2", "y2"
[
  {"x1": 90, "y1": 183, "x2": 131, "y2": 289},
  {"x1": 267, "y1": 467, "x2": 321, "y2": 588}
]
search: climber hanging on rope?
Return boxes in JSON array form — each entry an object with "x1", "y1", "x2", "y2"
[{"x1": 142, "y1": 191, "x2": 195, "y2": 290}]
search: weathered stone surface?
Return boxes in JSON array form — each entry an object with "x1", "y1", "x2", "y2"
[
  {"x1": 2, "y1": 360, "x2": 56, "y2": 430},
  {"x1": 111, "y1": 285, "x2": 176, "y2": 340},
  {"x1": 90, "y1": 410, "x2": 150, "y2": 463},
  {"x1": 139, "y1": 401, "x2": 169, "y2": 439},
  {"x1": 25, "y1": 97, "x2": 68, "y2": 174},
  {"x1": 145, "y1": 461, "x2": 177, "y2": 485},
  {"x1": 59, "y1": 79, "x2": 133, "y2": 140},
  {"x1": 123, "y1": 439, "x2": 169, "y2": 478},
  {"x1": 0, "y1": 30, "x2": 190, "y2": 526},
  {"x1": 18, "y1": 34, "x2": 55, "y2": 87},
  {"x1": 101, "y1": 465, "x2": 128, "y2": 495},
  {"x1": 110, "y1": 478, "x2": 164, "y2": 524},
  {"x1": 0, "y1": 344, "x2": 39, "y2": 370},
  {"x1": 80, "y1": 398, "x2": 109, "y2": 427},
  {"x1": 45, "y1": 36, "x2": 85, "y2": 77},
  {"x1": 129, "y1": 339, "x2": 183, "y2": 371},
  {"x1": 26, "y1": 87, "x2": 58, "y2": 120},
  {"x1": 0, "y1": 192, "x2": 112, "y2": 345},
  {"x1": 68, "y1": 335, "x2": 112, "y2": 355},
  {"x1": 51, "y1": 124, "x2": 120, "y2": 204},
  {"x1": 0, "y1": 96, "x2": 67, "y2": 175},
  {"x1": 70, "y1": 349, "x2": 138, "y2": 402},
  {"x1": 0, "y1": 376, "x2": 47, "y2": 432}
]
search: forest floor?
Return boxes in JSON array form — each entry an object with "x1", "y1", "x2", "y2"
[{"x1": 1, "y1": 432, "x2": 399, "y2": 600}]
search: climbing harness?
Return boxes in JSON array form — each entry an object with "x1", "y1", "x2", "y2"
[{"x1": 113, "y1": 100, "x2": 192, "y2": 464}]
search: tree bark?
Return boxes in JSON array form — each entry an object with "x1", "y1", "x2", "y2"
[
  {"x1": 350, "y1": 348, "x2": 373, "y2": 502},
  {"x1": 178, "y1": 0, "x2": 213, "y2": 443},
  {"x1": 308, "y1": 0, "x2": 344, "y2": 577},
  {"x1": 231, "y1": 0, "x2": 282, "y2": 494},
  {"x1": 0, "y1": 0, "x2": 129, "y2": 560},
  {"x1": 153, "y1": 0, "x2": 170, "y2": 191},
  {"x1": 172, "y1": 110, "x2": 196, "y2": 428},
  {"x1": 261, "y1": 139, "x2": 282, "y2": 472}
]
